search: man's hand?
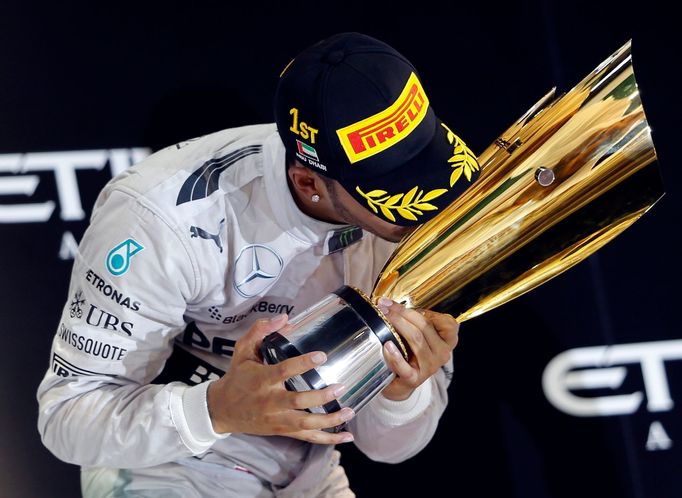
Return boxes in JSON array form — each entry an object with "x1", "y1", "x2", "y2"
[
  {"x1": 377, "y1": 298, "x2": 459, "y2": 401},
  {"x1": 207, "y1": 314, "x2": 355, "y2": 444}
]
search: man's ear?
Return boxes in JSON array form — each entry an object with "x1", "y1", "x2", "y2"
[{"x1": 287, "y1": 162, "x2": 326, "y2": 198}]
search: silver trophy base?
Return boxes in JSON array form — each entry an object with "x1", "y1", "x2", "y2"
[{"x1": 260, "y1": 286, "x2": 406, "y2": 432}]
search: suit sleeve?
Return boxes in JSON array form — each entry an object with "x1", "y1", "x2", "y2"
[
  {"x1": 348, "y1": 357, "x2": 452, "y2": 463},
  {"x1": 37, "y1": 187, "x2": 226, "y2": 468}
]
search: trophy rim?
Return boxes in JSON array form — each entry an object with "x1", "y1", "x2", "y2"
[{"x1": 345, "y1": 286, "x2": 409, "y2": 360}]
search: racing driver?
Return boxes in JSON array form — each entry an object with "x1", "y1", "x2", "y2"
[{"x1": 37, "y1": 32, "x2": 480, "y2": 497}]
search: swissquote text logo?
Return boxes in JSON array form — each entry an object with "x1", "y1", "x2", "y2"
[
  {"x1": 543, "y1": 339, "x2": 682, "y2": 451},
  {"x1": 233, "y1": 244, "x2": 283, "y2": 298},
  {"x1": 106, "y1": 239, "x2": 144, "y2": 276}
]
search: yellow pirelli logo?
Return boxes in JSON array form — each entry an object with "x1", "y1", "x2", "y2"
[{"x1": 336, "y1": 72, "x2": 429, "y2": 164}]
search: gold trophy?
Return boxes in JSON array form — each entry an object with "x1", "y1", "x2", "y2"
[{"x1": 261, "y1": 41, "x2": 664, "y2": 422}]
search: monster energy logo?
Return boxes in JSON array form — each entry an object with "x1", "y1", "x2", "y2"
[{"x1": 326, "y1": 226, "x2": 363, "y2": 254}]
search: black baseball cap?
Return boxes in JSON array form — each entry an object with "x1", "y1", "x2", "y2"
[{"x1": 274, "y1": 32, "x2": 480, "y2": 226}]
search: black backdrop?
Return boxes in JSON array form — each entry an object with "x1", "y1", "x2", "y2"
[{"x1": 1, "y1": 2, "x2": 680, "y2": 497}]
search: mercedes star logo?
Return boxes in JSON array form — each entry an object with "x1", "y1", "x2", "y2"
[{"x1": 233, "y1": 244, "x2": 284, "y2": 298}]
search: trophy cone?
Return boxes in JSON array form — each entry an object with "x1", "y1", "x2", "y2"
[{"x1": 373, "y1": 40, "x2": 664, "y2": 321}]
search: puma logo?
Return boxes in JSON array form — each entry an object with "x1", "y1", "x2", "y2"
[{"x1": 190, "y1": 219, "x2": 225, "y2": 253}]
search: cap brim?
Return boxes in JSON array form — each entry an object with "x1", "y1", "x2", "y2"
[{"x1": 342, "y1": 118, "x2": 481, "y2": 226}]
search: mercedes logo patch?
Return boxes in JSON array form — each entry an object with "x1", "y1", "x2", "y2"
[{"x1": 233, "y1": 244, "x2": 284, "y2": 298}]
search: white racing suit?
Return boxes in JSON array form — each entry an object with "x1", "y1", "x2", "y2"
[{"x1": 37, "y1": 123, "x2": 453, "y2": 497}]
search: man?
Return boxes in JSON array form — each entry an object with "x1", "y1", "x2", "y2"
[{"x1": 37, "y1": 32, "x2": 479, "y2": 497}]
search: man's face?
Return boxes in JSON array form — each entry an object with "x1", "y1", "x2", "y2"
[{"x1": 327, "y1": 181, "x2": 417, "y2": 243}]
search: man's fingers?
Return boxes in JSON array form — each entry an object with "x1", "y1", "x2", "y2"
[
  {"x1": 397, "y1": 306, "x2": 449, "y2": 354},
  {"x1": 381, "y1": 297, "x2": 459, "y2": 354},
  {"x1": 425, "y1": 310, "x2": 460, "y2": 349},
  {"x1": 269, "y1": 350, "x2": 327, "y2": 382},
  {"x1": 282, "y1": 384, "x2": 347, "y2": 411},
  {"x1": 286, "y1": 406, "x2": 356, "y2": 431},
  {"x1": 234, "y1": 314, "x2": 289, "y2": 361},
  {"x1": 384, "y1": 306, "x2": 432, "y2": 358},
  {"x1": 380, "y1": 298, "x2": 433, "y2": 355},
  {"x1": 383, "y1": 342, "x2": 419, "y2": 385},
  {"x1": 285, "y1": 429, "x2": 355, "y2": 445}
]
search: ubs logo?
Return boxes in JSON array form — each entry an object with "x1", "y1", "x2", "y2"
[
  {"x1": 233, "y1": 244, "x2": 283, "y2": 298},
  {"x1": 85, "y1": 304, "x2": 134, "y2": 336}
]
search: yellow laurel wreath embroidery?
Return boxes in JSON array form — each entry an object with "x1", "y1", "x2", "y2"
[
  {"x1": 355, "y1": 186, "x2": 448, "y2": 223},
  {"x1": 441, "y1": 123, "x2": 480, "y2": 187}
]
